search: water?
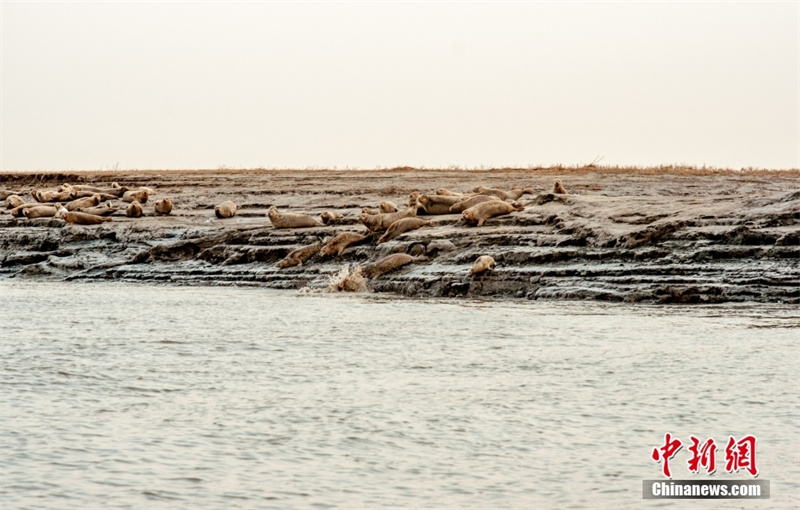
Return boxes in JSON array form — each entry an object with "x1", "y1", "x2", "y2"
[{"x1": 1, "y1": 280, "x2": 798, "y2": 509}]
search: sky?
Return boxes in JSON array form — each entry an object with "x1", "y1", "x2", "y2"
[{"x1": 1, "y1": 1, "x2": 798, "y2": 171}]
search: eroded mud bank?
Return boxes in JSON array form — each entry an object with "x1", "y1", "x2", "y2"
[{"x1": 1, "y1": 168, "x2": 798, "y2": 303}]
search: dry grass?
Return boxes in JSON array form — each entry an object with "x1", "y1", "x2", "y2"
[{"x1": 2, "y1": 165, "x2": 798, "y2": 178}]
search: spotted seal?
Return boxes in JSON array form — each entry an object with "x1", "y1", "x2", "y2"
[
  {"x1": 472, "y1": 186, "x2": 533, "y2": 201},
  {"x1": 319, "y1": 232, "x2": 370, "y2": 257},
  {"x1": 359, "y1": 207, "x2": 416, "y2": 231},
  {"x1": 22, "y1": 204, "x2": 59, "y2": 218},
  {"x1": 31, "y1": 189, "x2": 75, "y2": 203},
  {"x1": 126, "y1": 201, "x2": 144, "y2": 218},
  {"x1": 462, "y1": 200, "x2": 524, "y2": 227},
  {"x1": 268, "y1": 206, "x2": 323, "y2": 228},
  {"x1": 154, "y1": 197, "x2": 174, "y2": 215},
  {"x1": 448, "y1": 194, "x2": 500, "y2": 213},
  {"x1": 362, "y1": 253, "x2": 427, "y2": 279},
  {"x1": 416, "y1": 195, "x2": 462, "y2": 215},
  {"x1": 377, "y1": 217, "x2": 434, "y2": 244},
  {"x1": 320, "y1": 211, "x2": 343, "y2": 224},
  {"x1": 55, "y1": 206, "x2": 112, "y2": 225},
  {"x1": 276, "y1": 242, "x2": 322, "y2": 268},
  {"x1": 65, "y1": 194, "x2": 102, "y2": 211},
  {"x1": 470, "y1": 255, "x2": 496, "y2": 275},
  {"x1": 214, "y1": 200, "x2": 237, "y2": 219},
  {"x1": 122, "y1": 189, "x2": 150, "y2": 204},
  {"x1": 5, "y1": 195, "x2": 24, "y2": 209}
]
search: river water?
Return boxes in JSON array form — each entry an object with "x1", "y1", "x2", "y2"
[{"x1": 1, "y1": 280, "x2": 798, "y2": 509}]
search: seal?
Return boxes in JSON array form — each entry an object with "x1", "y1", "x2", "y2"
[
  {"x1": 435, "y1": 188, "x2": 466, "y2": 197},
  {"x1": 462, "y1": 200, "x2": 524, "y2": 226},
  {"x1": 22, "y1": 204, "x2": 59, "y2": 219},
  {"x1": 268, "y1": 206, "x2": 323, "y2": 228},
  {"x1": 448, "y1": 194, "x2": 500, "y2": 213},
  {"x1": 126, "y1": 201, "x2": 144, "y2": 218},
  {"x1": 0, "y1": 190, "x2": 20, "y2": 200},
  {"x1": 553, "y1": 180, "x2": 568, "y2": 194},
  {"x1": 8, "y1": 203, "x2": 40, "y2": 217},
  {"x1": 319, "y1": 232, "x2": 370, "y2": 257},
  {"x1": 472, "y1": 186, "x2": 534, "y2": 201},
  {"x1": 5, "y1": 195, "x2": 24, "y2": 209},
  {"x1": 416, "y1": 194, "x2": 462, "y2": 215},
  {"x1": 69, "y1": 189, "x2": 120, "y2": 200},
  {"x1": 408, "y1": 192, "x2": 422, "y2": 208},
  {"x1": 122, "y1": 189, "x2": 150, "y2": 204},
  {"x1": 55, "y1": 206, "x2": 112, "y2": 225},
  {"x1": 361, "y1": 207, "x2": 381, "y2": 215},
  {"x1": 154, "y1": 197, "x2": 174, "y2": 215},
  {"x1": 377, "y1": 217, "x2": 434, "y2": 244},
  {"x1": 470, "y1": 255, "x2": 496, "y2": 275},
  {"x1": 76, "y1": 203, "x2": 116, "y2": 216},
  {"x1": 362, "y1": 253, "x2": 427, "y2": 279},
  {"x1": 276, "y1": 242, "x2": 322, "y2": 268},
  {"x1": 69, "y1": 184, "x2": 127, "y2": 197},
  {"x1": 320, "y1": 211, "x2": 343, "y2": 224},
  {"x1": 31, "y1": 189, "x2": 75, "y2": 203},
  {"x1": 359, "y1": 207, "x2": 417, "y2": 231},
  {"x1": 379, "y1": 201, "x2": 398, "y2": 213},
  {"x1": 65, "y1": 194, "x2": 101, "y2": 211},
  {"x1": 215, "y1": 200, "x2": 237, "y2": 219}
]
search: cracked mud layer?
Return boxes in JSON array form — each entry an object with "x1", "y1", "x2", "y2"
[{"x1": 1, "y1": 167, "x2": 798, "y2": 303}]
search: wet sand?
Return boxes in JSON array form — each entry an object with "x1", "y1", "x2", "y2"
[{"x1": 1, "y1": 167, "x2": 798, "y2": 303}]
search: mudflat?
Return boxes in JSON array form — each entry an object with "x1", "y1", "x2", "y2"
[{"x1": 1, "y1": 167, "x2": 798, "y2": 303}]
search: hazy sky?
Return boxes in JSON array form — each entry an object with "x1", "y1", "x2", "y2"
[{"x1": 2, "y1": 1, "x2": 798, "y2": 171}]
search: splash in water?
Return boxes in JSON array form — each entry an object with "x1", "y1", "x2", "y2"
[{"x1": 325, "y1": 265, "x2": 368, "y2": 293}]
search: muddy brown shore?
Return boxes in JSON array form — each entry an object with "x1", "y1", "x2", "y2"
[{"x1": 1, "y1": 167, "x2": 798, "y2": 303}]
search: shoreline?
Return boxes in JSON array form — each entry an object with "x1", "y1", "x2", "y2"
[{"x1": 1, "y1": 168, "x2": 798, "y2": 303}]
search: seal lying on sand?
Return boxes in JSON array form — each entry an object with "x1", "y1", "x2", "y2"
[
  {"x1": 462, "y1": 201, "x2": 524, "y2": 227},
  {"x1": 215, "y1": 200, "x2": 237, "y2": 219},
  {"x1": 362, "y1": 202, "x2": 398, "y2": 215},
  {"x1": 472, "y1": 186, "x2": 533, "y2": 201},
  {"x1": 126, "y1": 201, "x2": 144, "y2": 218},
  {"x1": 377, "y1": 217, "x2": 434, "y2": 244},
  {"x1": 408, "y1": 192, "x2": 422, "y2": 208},
  {"x1": 31, "y1": 189, "x2": 74, "y2": 203},
  {"x1": 154, "y1": 197, "x2": 173, "y2": 215},
  {"x1": 68, "y1": 184, "x2": 127, "y2": 197},
  {"x1": 362, "y1": 253, "x2": 427, "y2": 279},
  {"x1": 23, "y1": 204, "x2": 59, "y2": 218},
  {"x1": 122, "y1": 189, "x2": 149, "y2": 204},
  {"x1": 276, "y1": 242, "x2": 322, "y2": 268},
  {"x1": 320, "y1": 232, "x2": 370, "y2": 257},
  {"x1": 435, "y1": 188, "x2": 465, "y2": 197},
  {"x1": 268, "y1": 206, "x2": 323, "y2": 228},
  {"x1": 553, "y1": 180, "x2": 568, "y2": 194},
  {"x1": 417, "y1": 195, "x2": 462, "y2": 215},
  {"x1": 320, "y1": 211, "x2": 343, "y2": 224},
  {"x1": 0, "y1": 190, "x2": 20, "y2": 201},
  {"x1": 55, "y1": 206, "x2": 112, "y2": 225},
  {"x1": 380, "y1": 201, "x2": 398, "y2": 213},
  {"x1": 65, "y1": 194, "x2": 101, "y2": 211},
  {"x1": 470, "y1": 255, "x2": 496, "y2": 275},
  {"x1": 69, "y1": 189, "x2": 120, "y2": 200},
  {"x1": 448, "y1": 194, "x2": 500, "y2": 213},
  {"x1": 76, "y1": 203, "x2": 116, "y2": 216},
  {"x1": 5, "y1": 195, "x2": 24, "y2": 209},
  {"x1": 8, "y1": 203, "x2": 40, "y2": 217},
  {"x1": 359, "y1": 207, "x2": 416, "y2": 231}
]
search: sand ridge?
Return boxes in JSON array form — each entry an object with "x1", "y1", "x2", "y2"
[{"x1": 1, "y1": 168, "x2": 798, "y2": 303}]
